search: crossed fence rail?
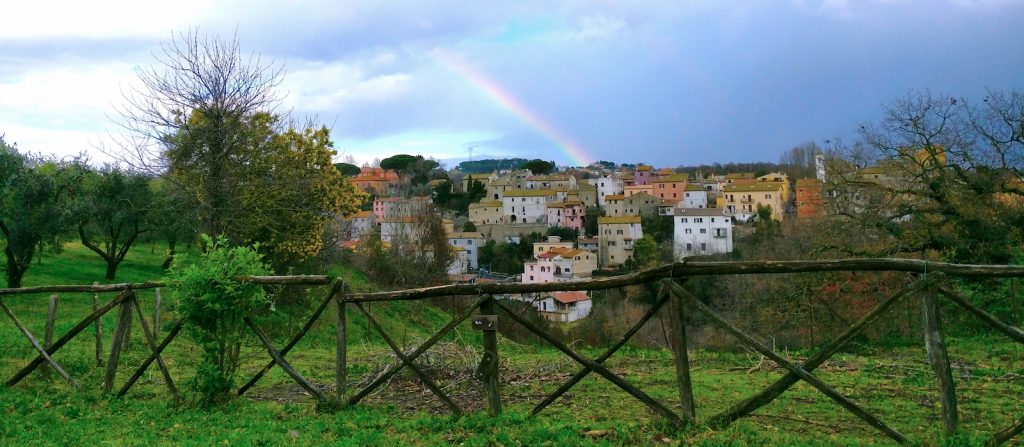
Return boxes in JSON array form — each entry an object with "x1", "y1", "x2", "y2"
[{"x1": 2, "y1": 259, "x2": 1023, "y2": 445}]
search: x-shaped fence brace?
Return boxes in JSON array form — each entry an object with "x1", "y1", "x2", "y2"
[{"x1": 4, "y1": 271, "x2": 1023, "y2": 446}]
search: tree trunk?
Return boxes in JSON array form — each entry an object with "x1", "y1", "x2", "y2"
[
  {"x1": 105, "y1": 261, "x2": 119, "y2": 280},
  {"x1": 161, "y1": 238, "x2": 177, "y2": 271},
  {"x1": 6, "y1": 259, "x2": 25, "y2": 289}
]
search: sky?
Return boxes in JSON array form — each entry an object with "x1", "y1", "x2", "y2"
[{"x1": 2, "y1": 1, "x2": 1023, "y2": 168}]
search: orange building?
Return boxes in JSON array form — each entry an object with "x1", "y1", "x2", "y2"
[
  {"x1": 351, "y1": 167, "x2": 401, "y2": 195},
  {"x1": 795, "y1": 179, "x2": 824, "y2": 218},
  {"x1": 653, "y1": 173, "x2": 688, "y2": 201}
]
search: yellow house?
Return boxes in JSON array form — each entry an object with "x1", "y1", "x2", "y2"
[
  {"x1": 723, "y1": 182, "x2": 786, "y2": 222},
  {"x1": 469, "y1": 200, "x2": 504, "y2": 225},
  {"x1": 757, "y1": 172, "x2": 791, "y2": 202},
  {"x1": 533, "y1": 235, "x2": 575, "y2": 257},
  {"x1": 597, "y1": 216, "x2": 643, "y2": 267}
]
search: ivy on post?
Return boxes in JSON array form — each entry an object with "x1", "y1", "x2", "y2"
[
  {"x1": 665, "y1": 280, "x2": 696, "y2": 425},
  {"x1": 335, "y1": 280, "x2": 347, "y2": 404},
  {"x1": 921, "y1": 274, "x2": 959, "y2": 436},
  {"x1": 475, "y1": 296, "x2": 501, "y2": 417}
]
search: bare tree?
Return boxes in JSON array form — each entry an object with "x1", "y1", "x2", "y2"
[
  {"x1": 111, "y1": 29, "x2": 284, "y2": 236},
  {"x1": 825, "y1": 90, "x2": 1024, "y2": 262},
  {"x1": 778, "y1": 141, "x2": 822, "y2": 179}
]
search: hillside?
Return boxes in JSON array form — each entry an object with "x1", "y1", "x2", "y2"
[{"x1": 1, "y1": 245, "x2": 1023, "y2": 446}]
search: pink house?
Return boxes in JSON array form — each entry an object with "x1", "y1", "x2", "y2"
[
  {"x1": 634, "y1": 165, "x2": 653, "y2": 186},
  {"x1": 546, "y1": 200, "x2": 586, "y2": 232},
  {"x1": 523, "y1": 253, "x2": 558, "y2": 284}
]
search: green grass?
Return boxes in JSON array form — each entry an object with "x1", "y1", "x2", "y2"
[{"x1": 2, "y1": 244, "x2": 1023, "y2": 445}]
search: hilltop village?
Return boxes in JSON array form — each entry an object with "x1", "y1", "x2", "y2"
[{"x1": 337, "y1": 157, "x2": 831, "y2": 323}]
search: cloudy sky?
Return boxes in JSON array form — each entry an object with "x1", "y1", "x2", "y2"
[{"x1": 2, "y1": 0, "x2": 1023, "y2": 167}]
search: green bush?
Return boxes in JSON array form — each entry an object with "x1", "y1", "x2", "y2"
[{"x1": 170, "y1": 235, "x2": 272, "y2": 405}]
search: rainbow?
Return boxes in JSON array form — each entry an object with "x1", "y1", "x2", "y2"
[{"x1": 433, "y1": 49, "x2": 592, "y2": 167}]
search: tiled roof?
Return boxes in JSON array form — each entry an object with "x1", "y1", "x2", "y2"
[
  {"x1": 552, "y1": 291, "x2": 590, "y2": 303},
  {"x1": 796, "y1": 179, "x2": 824, "y2": 187},
  {"x1": 654, "y1": 173, "x2": 689, "y2": 183},
  {"x1": 447, "y1": 232, "x2": 485, "y2": 239},
  {"x1": 469, "y1": 200, "x2": 503, "y2": 208},
  {"x1": 673, "y1": 208, "x2": 729, "y2": 217},
  {"x1": 598, "y1": 216, "x2": 641, "y2": 224},
  {"x1": 724, "y1": 183, "x2": 784, "y2": 193},
  {"x1": 504, "y1": 189, "x2": 557, "y2": 197}
]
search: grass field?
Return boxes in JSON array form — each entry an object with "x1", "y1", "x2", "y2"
[{"x1": 2, "y1": 243, "x2": 1023, "y2": 446}]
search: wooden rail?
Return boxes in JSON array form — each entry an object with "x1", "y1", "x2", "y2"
[{"x1": 2, "y1": 260, "x2": 1023, "y2": 445}]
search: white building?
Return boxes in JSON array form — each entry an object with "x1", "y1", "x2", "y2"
[
  {"x1": 673, "y1": 208, "x2": 733, "y2": 258},
  {"x1": 535, "y1": 292, "x2": 593, "y2": 322},
  {"x1": 502, "y1": 189, "x2": 557, "y2": 224},
  {"x1": 448, "y1": 246, "x2": 470, "y2": 275},
  {"x1": 681, "y1": 185, "x2": 709, "y2": 209},
  {"x1": 447, "y1": 232, "x2": 485, "y2": 269},
  {"x1": 589, "y1": 176, "x2": 624, "y2": 206}
]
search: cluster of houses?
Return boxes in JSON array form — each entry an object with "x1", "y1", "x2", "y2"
[{"x1": 340, "y1": 163, "x2": 830, "y2": 323}]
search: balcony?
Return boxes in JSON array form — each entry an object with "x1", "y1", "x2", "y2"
[{"x1": 739, "y1": 197, "x2": 754, "y2": 204}]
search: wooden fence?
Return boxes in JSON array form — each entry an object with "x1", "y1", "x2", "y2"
[{"x1": 2, "y1": 259, "x2": 1023, "y2": 445}]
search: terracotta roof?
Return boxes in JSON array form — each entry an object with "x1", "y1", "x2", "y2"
[
  {"x1": 606, "y1": 194, "x2": 625, "y2": 201},
  {"x1": 447, "y1": 232, "x2": 485, "y2": 239},
  {"x1": 636, "y1": 165, "x2": 653, "y2": 172},
  {"x1": 546, "y1": 200, "x2": 583, "y2": 208},
  {"x1": 673, "y1": 208, "x2": 729, "y2": 217},
  {"x1": 796, "y1": 178, "x2": 824, "y2": 187},
  {"x1": 598, "y1": 216, "x2": 641, "y2": 224},
  {"x1": 552, "y1": 291, "x2": 590, "y2": 304},
  {"x1": 684, "y1": 184, "x2": 704, "y2": 191},
  {"x1": 724, "y1": 183, "x2": 784, "y2": 193},
  {"x1": 654, "y1": 173, "x2": 689, "y2": 183},
  {"x1": 470, "y1": 200, "x2": 503, "y2": 208},
  {"x1": 504, "y1": 189, "x2": 556, "y2": 197}
]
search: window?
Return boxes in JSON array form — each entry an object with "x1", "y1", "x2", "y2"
[
  {"x1": 711, "y1": 218, "x2": 715, "y2": 222},
  {"x1": 616, "y1": 229, "x2": 623, "y2": 235},
  {"x1": 694, "y1": 218, "x2": 703, "y2": 223},
  {"x1": 468, "y1": 240, "x2": 473, "y2": 245},
  {"x1": 686, "y1": 243, "x2": 692, "y2": 251},
  {"x1": 701, "y1": 243, "x2": 707, "y2": 251},
  {"x1": 685, "y1": 229, "x2": 692, "y2": 234},
  {"x1": 680, "y1": 218, "x2": 688, "y2": 223},
  {"x1": 766, "y1": 194, "x2": 772, "y2": 199},
  {"x1": 530, "y1": 276, "x2": 535, "y2": 281},
  {"x1": 699, "y1": 228, "x2": 706, "y2": 234}
]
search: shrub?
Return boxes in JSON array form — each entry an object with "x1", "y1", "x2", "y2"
[{"x1": 170, "y1": 235, "x2": 272, "y2": 405}]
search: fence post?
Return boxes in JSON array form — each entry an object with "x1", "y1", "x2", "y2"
[
  {"x1": 45, "y1": 294, "x2": 58, "y2": 349},
  {"x1": 104, "y1": 298, "x2": 134, "y2": 393},
  {"x1": 922, "y1": 278, "x2": 959, "y2": 436},
  {"x1": 480, "y1": 296, "x2": 501, "y2": 417},
  {"x1": 669, "y1": 284, "x2": 696, "y2": 425},
  {"x1": 93, "y1": 282, "x2": 103, "y2": 365},
  {"x1": 336, "y1": 281, "x2": 347, "y2": 404},
  {"x1": 153, "y1": 288, "x2": 161, "y2": 338}
]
